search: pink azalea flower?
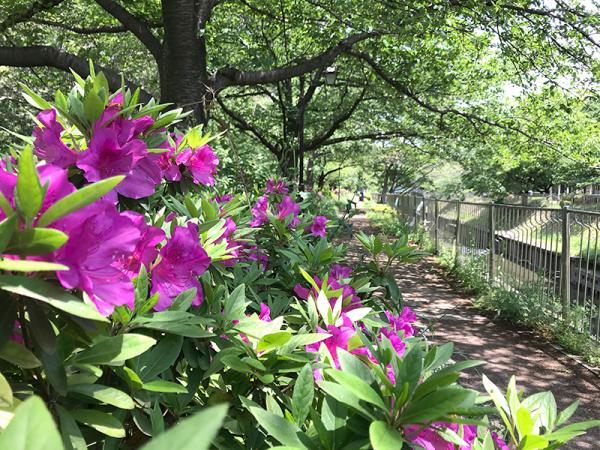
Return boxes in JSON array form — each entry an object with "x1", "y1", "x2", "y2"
[
  {"x1": 404, "y1": 423, "x2": 477, "y2": 450},
  {"x1": 259, "y1": 303, "x2": 272, "y2": 322},
  {"x1": 150, "y1": 223, "x2": 211, "y2": 311},
  {"x1": 11, "y1": 321, "x2": 23, "y2": 345},
  {"x1": 308, "y1": 215, "x2": 327, "y2": 237},
  {"x1": 265, "y1": 178, "x2": 288, "y2": 195},
  {"x1": 250, "y1": 195, "x2": 269, "y2": 227},
  {"x1": 330, "y1": 264, "x2": 353, "y2": 280},
  {"x1": 214, "y1": 194, "x2": 234, "y2": 203},
  {"x1": 77, "y1": 127, "x2": 156, "y2": 199},
  {"x1": 385, "y1": 306, "x2": 417, "y2": 338},
  {"x1": 52, "y1": 200, "x2": 141, "y2": 316},
  {"x1": 491, "y1": 432, "x2": 510, "y2": 450},
  {"x1": 165, "y1": 212, "x2": 176, "y2": 223},
  {"x1": 277, "y1": 195, "x2": 300, "y2": 228},
  {"x1": 158, "y1": 136, "x2": 183, "y2": 182},
  {"x1": 33, "y1": 109, "x2": 77, "y2": 168},
  {"x1": 118, "y1": 211, "x2": 165, "y2": 278},
  {"x1": 175, "y1": 144, "x2": 219, "y2": 186}
]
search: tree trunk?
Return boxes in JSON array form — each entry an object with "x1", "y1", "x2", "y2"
[
  {"x1": 305, "y1": 155, "x2": 315, "y2": 191},
  {"x1": 380, "y1": 165, "x2": 391, "y2": 203},
  {"x1": 160, "y1": 0, "x2": 208, "y2": 124}
]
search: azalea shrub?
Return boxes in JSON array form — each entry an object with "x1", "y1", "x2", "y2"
[{"x1": 0, "y1": 69, "x2": 597, "y2": 450}]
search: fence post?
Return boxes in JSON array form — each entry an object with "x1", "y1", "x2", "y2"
[
  {"x1": 434, "y1": 199, "x2": 439, "y2": 254},
  {"x1": 455, "y1": 201, "x2": 461, "y2": 262},
  {"x1": 488, "y1": 203, "x2": 495, "y2": 282},
  {"x1": 561, "y1": 206, "x2": 571, "y2": 318},
  {"x1": 421, "y1": 196, "x2": 426, "y2": 227}
]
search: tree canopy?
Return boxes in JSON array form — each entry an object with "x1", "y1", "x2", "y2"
[{"x1": 1, "y1": 0, "x2": 600, "y2": 193}]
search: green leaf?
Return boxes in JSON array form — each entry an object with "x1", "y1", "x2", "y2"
[
  {"x1": 243, "y1": 401, "x2": 308, "y2": 448},
  {"x1": 56, "y1": 405, "x2": 87, "y2": 450},
  {"x1": 0, "y1": 192, "x2": 14, "y2": 218},
  {"x1": 0, "y1": 372, "x2": 13, "y2": 408},
  {"x1": 369, "y1": 421, "x2": 404, "y2": 450},
  {"x1": 516, "y1": 406, "x2": 535, "y2": 438},
  {"x1": 137, "y1": 334, "x2": 183, "y2": 382},
  {"x1": 223, "y1": 284, "x2": 248, "y2": 320},
  {"x1": 140, "y1": 404, "x2": 228, "y2": 450},
  {"x1": 318, "y1": 380, "x2": 376, "y2": 420},
  {"x1": 400, "y1": 387, "x2": 477, "y2": 423},
  {"x1": 36, "y1": 176, "x2": 125, "y2": 227},
  {"x1": 15, "y1": 146, "x2": 43, "y2": 222},
  {"x1": 0, "y1": 259, "x2": 69, "y2": 272},
  {"x1": 0, "y1": 275, "x2": 108, "y2": 322},
  {"x1": 73, "y1": 334, "x2": 156, "y2": 365},
  {"x1": 71, "y1": 409, "x2": 125, "y2": 438},
  {"x1": 143, "y1": 380, "x2": 188, "y2": 394},
  {"x1": 292, "y1": 364, "x2": 314, "y2": 425},
  {"x1": 4, "y1": 228, "x2": 68, "y2": 256},
  {"x1": 257, "y1": 331, "x2": 292, "y2": 353},
  {"x1": 68, "y1": 384, "x2": 135, "y2": 409},
  {"x1": 0, "y1": 341, "x2": 41, "y2": 368},
  {"x1": 83, "y1": 90, "x2": 105, "y2": 125},
  {"x1": 0, "y1": 396, "x2": 62, "y2": 450},
  {"x1": 19, "y1": 83, "x2": 53, "y2": 110},
  {"x1": 324, "y1": 369, "x2": 386, "y2": 411},
  {"x1": 0, "y1": 215, "x2": 17, "y2": 253},
  {"x1": 556, "y1": 400, "x2": 579, "y2": 427}
]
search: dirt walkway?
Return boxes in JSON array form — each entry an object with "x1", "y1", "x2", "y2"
[{"x1": 346, "y1": 213, "x2": 600, "y2": 449}]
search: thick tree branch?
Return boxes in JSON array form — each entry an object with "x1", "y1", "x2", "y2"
[
  {"x1": 321, "y1": 130, "x2": 425, "y2": 147},
  {"x1": 30, "y1": 18, "x2": 162, "y2": 34},
  {"x1": 0, "y1": 45, "x2": 153, "y2": 102},
  {"x1": 213, "y1": 32, "x2": 380, "y2": 91},
  {"x1": 217, "y1": 97, "x2": 281, "y2": 155},
  {"x1": 94, "y1": 0, "x2": 162, "y2": 60},
  {"x1": 0, "y1": 0, "x2": 66, "y2": 32}
]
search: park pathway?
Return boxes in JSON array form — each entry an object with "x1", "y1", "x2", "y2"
[{"x1": 345, "y1": 212, "x2": 600, "y2": 449}]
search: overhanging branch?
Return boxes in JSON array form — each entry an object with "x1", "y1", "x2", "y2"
[
  {"x1": 0, "y1": 45, "x2": 153, "y2": 102},
  {"x1": 213, "y1": 32, "x2": 380, "y2": 91},
  {"x1": 0, "y1": 0, "x2": 65, "y2": 32},
  {"x1": 94, "y1": 0, "x2": 162, "y2": 61}
]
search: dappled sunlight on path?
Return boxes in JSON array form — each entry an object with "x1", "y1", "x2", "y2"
[{"x1": 346, "y1": 212, "x2": 600, "y2": 450}]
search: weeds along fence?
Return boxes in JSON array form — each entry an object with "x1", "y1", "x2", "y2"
[{"x1": 373, "y1": 193, "x2": 600, "y2": 341}]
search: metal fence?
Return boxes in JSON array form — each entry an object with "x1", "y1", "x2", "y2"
[{"x1": 373, "y1": 193, "x2": 600, "y2": 341}]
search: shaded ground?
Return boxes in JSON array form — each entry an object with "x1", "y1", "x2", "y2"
[{"x1": 345, "y1": 212, "x2": 600, "y2": 449}]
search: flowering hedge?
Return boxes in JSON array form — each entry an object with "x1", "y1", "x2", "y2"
[{"x1": 0, "y1": 69, "x2": 597, "y2": 450}]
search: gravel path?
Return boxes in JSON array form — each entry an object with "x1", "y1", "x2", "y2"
[{"x1": 345, "y1": 213, "x2": 600, "y2": 449}]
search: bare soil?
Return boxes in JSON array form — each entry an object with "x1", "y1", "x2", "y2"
[{"x1": 345, "y1": 213, "x2": 600, "y2": 449}]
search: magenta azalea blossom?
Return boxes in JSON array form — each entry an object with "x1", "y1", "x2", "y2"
[
  {"x1": 118, "y1": 211, "x2": 165, "y2": 279},
  {"x1": 308, "y1": 215, "x2": 327, "y2": 237},
  {"x1": 330, "y1": 264, "x2": 353, "y2": 280},
  {"x1": 265, "y1": 178, "x2": 288, "y2": 195},
  {"x1": 33, "y1": 109, "x2": 77, "y2": 168},
  {"x1": 250, "y1": 195, "x2": 269, "y2": 227},
  {"x1": 158, "y1": 136, "x2": 183, "y2": 182},
  {"x1": 385, "y1": 306, "x2": 417, "y2": 338},
  {"x1": 259, "y1": 303, "x2": 272, "y2": 322},
  {"x1": 214, "y1": 194, "x2": 234, "y2": 203},
  {"x1": 404, "y1": 423, "x2": 477, "y2": 450},
  {"x1": 52, "y1": 200, "x2": 141, "y2": 316},
  {"x1": 175, "y1": 144, "x2": 219, "y2": 186},
  {"x1": 491, "y1": 432, "x2": 510, "y2": 450},
  {"x1": 150, "y1": 223, "x2": 211, "y2": 311},
  {"x1": 277, "y1": 195, "x2": 300, "y2": 228}
]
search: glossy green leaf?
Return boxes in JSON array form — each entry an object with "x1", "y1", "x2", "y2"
[
  {"x1": 0, "y1": 275, "x2": 108, "y2": 322},
  {"x1": 73, "y1": 334, "x2": 156, "y2": 365},
  {"x1": 15, "y1": 146, "x2": 43, "y2": 222},
  {"x1": 0, "y1": 215, "x2": 17, "y2": 253},
  {"x1": 36, "y1": 176, "x2": 124, "y2": 227},
  {"x1": 56, "y1": 405, "x2": 87, "y2": 450},
  {"x1": 292, "y1": 364, "x2": 314, "y2": 425},
  {"x1": 71, "y1": 409, "x2": 125, "y2": 438},
  {"x1": 143, "y1": 380, "x2": 188, "y2": 394},
  {"x1": 140, "y1": 404, "x2": 228, "y2": 450},
  {"x1": 69, "y1": 384, "x2": 135, "y2": 409},
  {"x1": 0, "y1": 259, "x2": 69, "y2": 272},
  {"x1": 324, "y1": 369, "x2": 386, "y2": 411},
  {"x1": 0, "y1": 396, "x2": 62, "y2": 450},
  {"x1": 369, "y1": 421, "x2": 404, "y2": 450},
  {"x1": 0, "y1": 341, "x2": 41, "y2": 368},
  {"x1": 4, "y1": 228, "x2": 68, "y2": 256}
]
